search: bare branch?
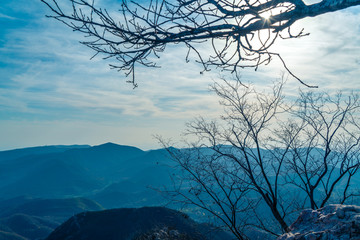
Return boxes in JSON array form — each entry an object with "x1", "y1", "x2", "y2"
[{"x1": 41, "y1": 0, "x2": 360, "y2": 87}]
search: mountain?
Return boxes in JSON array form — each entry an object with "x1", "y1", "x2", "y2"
[
  {"x1": 0, "y1": 159, "x2": 103, "y2": 198},
  {"x1": 0, "y1": 143, "x2": 173, "y2": 201},
  {"x1": 0, "y1": 197, "x2": 104, "y2": 219},
  {"x1": 0, "y1": 145, "x2": 90, "y2": 162},
  {"x1": 0, "y1": 214, "x2": 56, "y2": 240},
  {"x1": 88, "y1": 148, "x2": 174, "y2": 208},
  {"x1": 0, "y1": 197, "x2": 104, "y2": 240},
  {"x1": 0, "y1": 230, "x2": 27, "y2": 240},
  {"x1": 1, "y1": 143, "x2": 360, "y2": 240},
  {"x1": 46, "y1": 207, "x2": 233, "y2": 240},
  {"x1": 89, "y1": 181, "x2": 163, "y2": 209}
]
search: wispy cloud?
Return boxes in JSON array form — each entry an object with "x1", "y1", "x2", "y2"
[
  {"x1": 0, "y1": 1, "x2": 360, "y2": 150},
  {"x1": 0, "y1": 13, "x2": 16, "y2": 20}
]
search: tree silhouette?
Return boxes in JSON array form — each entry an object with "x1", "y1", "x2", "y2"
[
  {"x1": 41, "y1": 0, "x2": 360, "y2": 87},
  {"x1": 159, "y1": 79, "x2": 360, "y2": 238}
]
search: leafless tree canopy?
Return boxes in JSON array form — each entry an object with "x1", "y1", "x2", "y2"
[
  {"x1": 41, "y1": 0, "x2": 359, "y2": 87},
  {"x1": 159, "y1": 79, "x2": 360, "y2": 238}
]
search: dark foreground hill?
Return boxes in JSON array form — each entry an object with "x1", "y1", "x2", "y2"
[{"x1": 46, "y1": 207, "x2": 233, "y2": 240}]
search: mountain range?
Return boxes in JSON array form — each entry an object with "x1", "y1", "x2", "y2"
[
  {"x1": 0, "y1": 143, "x2": 186, "y2": 239},
  {"x1": 0, "y1": 196, "x2": 104, "y2": 240},
  {"x1": 0, "y1": 143, "x2": 172, "y2": 204},
  {"x1": 2, "y1": 142, "x2": 359, "y2": 239}
]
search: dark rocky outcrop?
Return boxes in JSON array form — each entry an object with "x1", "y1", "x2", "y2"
[
  {"x1": 133, "y1": 226, "x2": 197, "y2": 240},
  {"x1": 278, "y1": 204, "x2": 360, "y2": 240},
  {"x1": 46, "y1": 207, "x2": 233, "y2": 240}
]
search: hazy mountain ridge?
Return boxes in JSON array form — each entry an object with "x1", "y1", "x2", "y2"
[
  {"x1": 0, "y1": 143, "x2": 173, "y2": 201},
  {"x1": 0, "y1": 143, "x2": 176, "y2": 239},
  {"x1": 0, "y1": 197, "x2": 104, "y2": 240},
  {"x1": 0, "y1": 230, "x2": 27, "y2": 240},
  {"x1": 0, "y1": 145, "x2": 91, "y2": 162},
  {"x1": 0, "y1": 197, "x2": 104, "y2": 219},
  {"x1": 1, "y1": 143, "x2": 359, "y2": 239}
]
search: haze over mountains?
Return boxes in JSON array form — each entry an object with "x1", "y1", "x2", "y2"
[
  {"x1": 0, "y1": 143, "x2": 235, "y2": 240},
  {"x1": 0, "y1": 143, "x2": 172, "y2": 204},
  {"x1": 2, "y1": 143, "x2": 359, "y2": 239},
  {"x1": 0, "y1": 143, "x2": 179, "y2": 239},
  {"x1": 0, "y1": 196, "x2": 104, "y2": 240}
]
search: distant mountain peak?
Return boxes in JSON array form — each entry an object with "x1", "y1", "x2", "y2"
[
  {"x1": 98, "y1": 142, "x2": 119, "y2": 147},
  {"x1": 92, "y1": 142, "x2": 144, "y2": 152}
]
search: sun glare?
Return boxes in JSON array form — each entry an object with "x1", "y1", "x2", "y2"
[{"x1": 261, "y1": 11, "x2": 272, "y2": 20}]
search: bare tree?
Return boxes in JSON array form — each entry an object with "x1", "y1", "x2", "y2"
[
  {"x1": 159, "y1": 79, "x2": 360, "y2": 239},
  {"x1": 159, "y1": 80, "x2": 296, "y2": 237},
  {"x1": 158, "y1": 140, "x2": 258, "y2": 239},
  {"x1": 41, "y1": 0, "x2": 360, "y2": 87},
  {"x1": 282, "y1": 91, "x2": 360, "y2": 209}
]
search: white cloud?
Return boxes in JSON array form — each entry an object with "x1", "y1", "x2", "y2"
[
  {"x1": 261, "y1": 7, "x2": 360, "y2": 91},
  {"x1": 1, "y1": 1, "x2": 360, "y2": 150},
  {"x1": 0, "y1": 13, "x2": 16, "y2": 20}
]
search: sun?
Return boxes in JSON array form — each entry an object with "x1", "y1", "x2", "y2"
[{"x1": 261, "y1": 11, "x2": 272, "y2": 21}]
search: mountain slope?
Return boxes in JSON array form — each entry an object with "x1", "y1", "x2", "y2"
[
  {"x1": 0, "y1": 145, "x2": 90, "y2": 162},
  {"x1": 0, "y1": 143, "x2": 160, "y2": 199},
  {"x1": 0, "y1": 197, "x2": 104, "y2": 240},
  {"x1": 0, "y1": 159, "x2": 103, "y2": 198},
  {"x1": 0, "y1": 230, "x2": 27, "y2": 240},
  {"x1": 0, "y1": 214, "x2": 55, "y2": 240},
  {"x1": 46, "y1": 207, "x2": 233, "y2": 240},
  {"x1": 0, "y1": 197, "x2": 104, "y2": 219}
]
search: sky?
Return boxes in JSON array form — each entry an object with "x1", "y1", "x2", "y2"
[{"x1": 0, "y1": 0, "x2": 360, "y2": 151}]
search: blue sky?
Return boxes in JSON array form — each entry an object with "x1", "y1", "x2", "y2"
[{"x1": 0, "y1": 1, "x2": 360, "y2": 150}]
